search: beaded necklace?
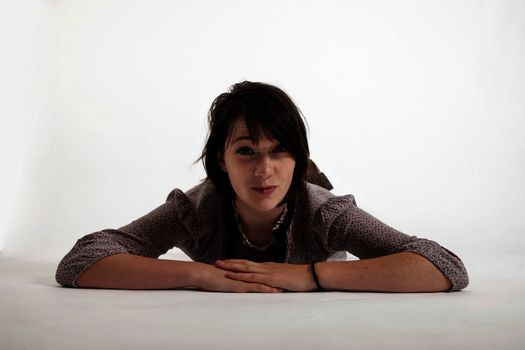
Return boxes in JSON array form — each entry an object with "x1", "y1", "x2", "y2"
[{"x1": 232, "y1": 201, "x2": 288, "y2": 251}]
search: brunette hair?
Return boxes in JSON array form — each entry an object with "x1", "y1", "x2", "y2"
[{"x1": 198, "y1": 81, "x2": 310, "y2": 204}]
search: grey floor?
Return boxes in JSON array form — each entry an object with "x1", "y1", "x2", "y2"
[{"x1": 1, "y1": 254, "x2": 524, "y2": 350}]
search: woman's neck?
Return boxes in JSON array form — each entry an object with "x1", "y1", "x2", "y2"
[{"x1": 235, "y1": 200, "x2": 285, "y2": 245}]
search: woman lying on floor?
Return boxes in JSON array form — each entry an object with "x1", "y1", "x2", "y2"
[{"x1": 56, "y1": 81, "x2": 469, "y2": 293}]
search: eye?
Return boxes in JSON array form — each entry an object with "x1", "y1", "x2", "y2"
[
  {"x1": 273, "y1": 144, "x2": 288, "y2": 153},
  {"x1": 236, "y1": 146, "x2": 255, "y2": 155}
]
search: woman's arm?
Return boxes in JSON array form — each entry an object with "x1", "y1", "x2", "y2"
[
  {"x1": 215, "y1": 252, "x2": 451, "y2": 292},
  {"x1": 75, "y1": 253, "x2": 195, "y2": 289},
  {"x1": 57, "y1": 185, "x2": 280, "y2": 292},
  {"x1": 216, "y1": 190, "x2": 467, "y2": 293},
  {"x1": 75, "y1": 253, "x2": 282, "y2": 292},
  {"x1": 315, "y1": 252, "x2": 451, "y2": 292},
  {"x1": 56, "y1": 188, "x2": 192, "y2": 287},
  {"x1": 319, "y1": 194, "x2": 469, "y2": 291}
]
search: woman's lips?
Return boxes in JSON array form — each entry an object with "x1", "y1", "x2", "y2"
[{"x1": 252, "y1": 186, "x2": 277, "y2": 195}]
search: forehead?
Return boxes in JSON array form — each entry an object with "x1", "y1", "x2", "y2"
[
  {"x1": 227, "y1": 118, "x2": 276, "y2": 144},
  {"x1": 230, "y1": 119, "x2": 249, "y2": 135}
]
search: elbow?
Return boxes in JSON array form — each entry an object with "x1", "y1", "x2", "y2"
[
  {"x1": 55, "y1": 258, "x2": 77, "y2": 287},
  {"x1": 448, "y1": 261, "x2": 470, "y2": 292},
  {"x1": 404, "y1": 240, "x2": 470, "y2": 292},
  {"x1": 436, "y1": 249, "x2": 469, "y2": 292}
]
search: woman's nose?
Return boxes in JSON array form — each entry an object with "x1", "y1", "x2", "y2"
[{"x1": 254, "y1": 154, "x2": 273, "y2": 178}]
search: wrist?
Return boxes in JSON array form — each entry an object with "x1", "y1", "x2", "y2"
[
  {"x1": 183, "y1": 261, "x2": 208, "y2": 289},
  {"x1": 310, "y1": 262, "x2": 324, "y2": 292}
]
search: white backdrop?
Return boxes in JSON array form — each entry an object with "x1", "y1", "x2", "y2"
[{"x1": 1, "y1": 0, "x2": 524, "y2": 262}]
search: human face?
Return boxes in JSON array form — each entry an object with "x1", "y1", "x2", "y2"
[{"x1": 220, "y1": 119, "x2": 296, "y2": 213}]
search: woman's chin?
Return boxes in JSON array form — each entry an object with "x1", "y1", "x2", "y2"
[{"x1": 250, "y1": 202, "x2": 279, "y2": 212}]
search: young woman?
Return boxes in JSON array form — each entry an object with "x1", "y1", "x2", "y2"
[{"x1": 56, "y1": 81, "x2": 469, "y2": 293}]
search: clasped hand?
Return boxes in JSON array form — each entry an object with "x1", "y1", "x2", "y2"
[{"x1": 214, "y1": 259, "x2": 318, "y2": 293}]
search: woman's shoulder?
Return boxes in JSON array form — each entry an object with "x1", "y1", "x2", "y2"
[
  {"x1": 299, "y1": 182, "x2": 357, "y2": 218},
  {"x1": 166, "y1": 179, "x2": 221, "y2": 213},
  {"x1": 302, "y1": 182, "x2": 356, "y2": 205}
]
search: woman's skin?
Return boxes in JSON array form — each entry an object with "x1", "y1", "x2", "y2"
[
  {"x1": 219, "y1": 119, "x2": 296, "y2": 247},
  {"x1": 76, "y1": 119, "x2": 452, "y2": 292}
]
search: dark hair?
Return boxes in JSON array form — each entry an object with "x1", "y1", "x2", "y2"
[{"x1": 198, "y1": 81, "x2": 310, "y2": 204}]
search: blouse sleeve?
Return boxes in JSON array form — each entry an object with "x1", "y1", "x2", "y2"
[
  {"x1": 321, "y1": 195, "x2": 469, "y2": 291},
  {"x1": 55, "y1": 189, "x2": 195, "y2": 287}
]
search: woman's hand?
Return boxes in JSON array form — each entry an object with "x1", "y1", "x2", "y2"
[
  {"x1": 214, "y1": 259, "x2": 318, "y2": 292},
  {"x1": 192, "y1": 262, "x2": 283, "y2": 293}
]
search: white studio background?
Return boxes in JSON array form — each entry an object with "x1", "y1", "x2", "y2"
[{"x1": 1, "y1": 0, "x2": 524, "y2": 264}]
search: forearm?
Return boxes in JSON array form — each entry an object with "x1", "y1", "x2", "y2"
[
  {"x1": 316, "y1": 252, "x2": 452, "y2": 292},
  {"x1": 75, "y1": 253, "x2": 202, "y2": 289}
]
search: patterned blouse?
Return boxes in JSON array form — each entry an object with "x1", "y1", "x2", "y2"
[{"x1": 55, "y1": 180, "x2": 469, "y2": 290}]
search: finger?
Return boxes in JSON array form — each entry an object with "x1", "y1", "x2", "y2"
[
  {"x1": 227, "y1": 273, "x2": 283, "y2": 293},
  {"x1": 215, "y1": 259, "x2": 263, "y2": 273},
  {"x1": 239, "y1": 282, "x2": 283, "y2": 293},
  {"x1": 226, "y1": 272, "x2": 265, "y2": 284},
  {"x1": 218, "y1": 259, "x2": 251, "y2": 263}
]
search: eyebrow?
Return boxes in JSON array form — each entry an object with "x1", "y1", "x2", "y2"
[{"x1": 232, "y1": 136, "x2": 254, "y2": 144}]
